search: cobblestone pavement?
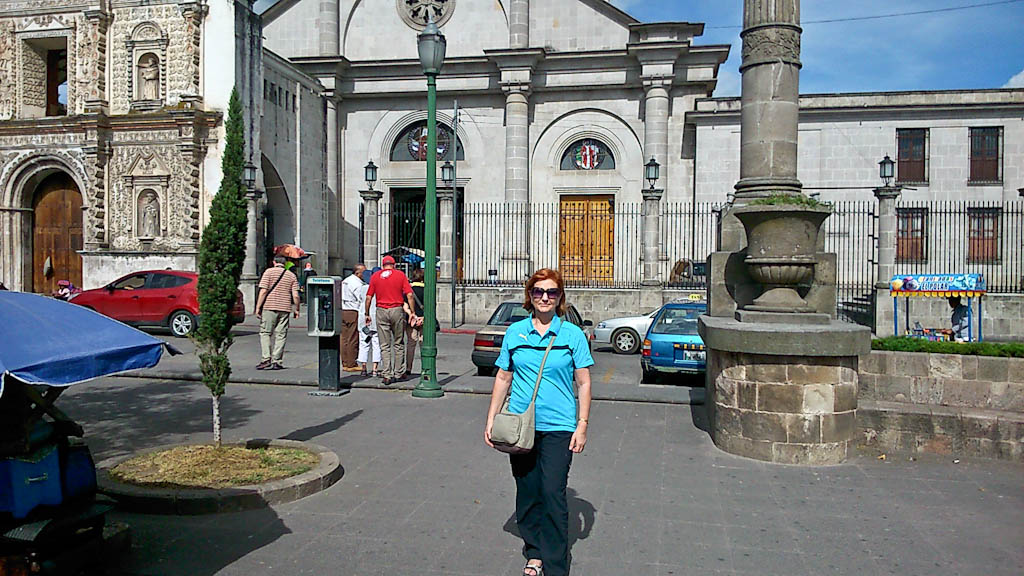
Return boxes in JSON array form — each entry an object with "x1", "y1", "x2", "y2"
[{"x1": 62, "y1": 378, "x2": 1023, "y2": 576}]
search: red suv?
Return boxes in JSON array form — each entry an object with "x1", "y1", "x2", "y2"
[{"x1": 71, "y1": 270, "x2": 245, "y2": 337}]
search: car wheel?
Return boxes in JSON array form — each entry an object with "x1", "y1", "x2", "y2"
[
  {"x1": 476, "y1": 366, "x2": 495, "y2": 377},
  {"x1": 169, "y1": 310, "x2": 196, "y2": 337},
  {"x1": 611, "y1": 328, "x2": 640, "y2": 354}
]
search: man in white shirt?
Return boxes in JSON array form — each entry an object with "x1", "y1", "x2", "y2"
[{"x1": 341, "y1": 264, "x2": 366, "y2": 372}]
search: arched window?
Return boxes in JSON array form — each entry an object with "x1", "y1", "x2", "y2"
[
  {"x1": 390, "y1": 120, "x2": 465, "y2": 162},
  {"x1": 560, "y1": 138, "x2": 615, "y2": 170}
]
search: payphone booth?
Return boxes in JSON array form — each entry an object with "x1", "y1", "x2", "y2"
[{"x1": 306, "y1": 276, "x2": 347, "y2": 395}]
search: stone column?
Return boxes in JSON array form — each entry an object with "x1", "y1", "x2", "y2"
[
  {"x1": 874, "y1": 185, "x2": 902, "y2": 336},
  {"x1": 438, "y1": 188, "x2": 454, "y2": 282},
  {"x1": 509, "y1": 0, "x2": 529, "y2": 49},
  {"x1": 641, "y1": 188, "x2": 664, "y2": 285},
  {"x1": 326, "y1": 97, "x2": 341, "y2": 274},
  {"x1": 319, "y1": 0, "x2": 339, "y2": 55},
  {"x1": 360, "y1": 189, "x2": 382, "y2": 270},
  {"x1": 502, "y1": 86, "x2": 531, "y2": 279},
  {"x1": 642, "y1": 79, "x2": 671, "y2": 186},
  {"x1": 241, "y1": 188, "x2": 263, "y2": 310}
]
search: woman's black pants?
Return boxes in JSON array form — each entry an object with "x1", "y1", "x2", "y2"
[{"x1": 510, "y1": 430, "x2": 573, "y2": 576}]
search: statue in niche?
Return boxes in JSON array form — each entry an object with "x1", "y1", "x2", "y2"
[
  {"x1": 137, "y1": 54, "x2": 160, "y2": 101},
  {"x1": 138, "y1": 191, "x2": 160, "y2": 237}
]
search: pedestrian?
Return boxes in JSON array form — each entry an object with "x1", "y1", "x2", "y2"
[
  {"x1": 364, "y1": 255, "x2": 415, "y2": 385},
  {"x1": 404, "y1": 267, "x2": 426, "y2": 376},
  {"x1": 484, "y1": 268, "x2": 594, "y2": 576},
  {"x1": 357, "y1": 268, "x2": 381, "y2": 377},
  {"x1": 341, "y1": 263, "x2": 367, "y2": 372},
  {"x1": 948, "y1": 296, "x2": 970, "y2": 341},
  {"x1": 255, "y1": 255, "x2": 300, "y2": 370},
  {"x1": 298, "y1": 261, "x2": 317, "y2": 304}
]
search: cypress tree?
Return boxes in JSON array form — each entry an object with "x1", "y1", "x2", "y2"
[{"x1": 195, "y1": 88, "x2": 248, "y2": 446}]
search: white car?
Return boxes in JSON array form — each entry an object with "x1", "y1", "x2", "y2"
[{"x1": 592, "y1": 309, "x2": 659, "y2": 354}]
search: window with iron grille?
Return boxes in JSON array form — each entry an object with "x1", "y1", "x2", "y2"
[
  {"x1": 896, "y1": 128, "x2": 928, "y2": 183},
  {"x1": 896, "y1": 208, "x2": 927, "y2": 263},
  {"x1": 968, "y1": 208, "x2": 1001, "y2": 263},
  {"x1": 969, "y1": 127, "x2": 1002, "y2": 183}
]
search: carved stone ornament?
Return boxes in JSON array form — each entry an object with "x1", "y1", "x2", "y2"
[
  {"x1": 397, "y1": 0, "x2": 455, "y2": 30},
  {"x1": 126, "y1": 21, "x2": 168, "y2": 111},
  {"x1": 740, "y1": 25, "x2": 801, "y2": 70},
  {"x1": 122, "y1": 153, "x2": 170, "y2": 239}
]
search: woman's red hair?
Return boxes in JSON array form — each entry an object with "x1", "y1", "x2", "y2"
[{"x1": 523, "y1": 268, "x2": 568, "y2": 316}]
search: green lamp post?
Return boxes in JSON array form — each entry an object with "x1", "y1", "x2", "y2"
[{"x1": 412, "y1": 18, "x2": 445, "y2": 399}]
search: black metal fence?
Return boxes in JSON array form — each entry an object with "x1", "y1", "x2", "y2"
[
  {"x1": 371, "y1": 200, "x2": 1022, "y2": 310},
  {"x1": 894, "y1": 200, "x2": 1023, "y2": 293}
]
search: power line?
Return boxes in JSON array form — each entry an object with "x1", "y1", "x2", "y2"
[{"x1": 705, "y1": 0, "x2": 1023, "y2": 29}]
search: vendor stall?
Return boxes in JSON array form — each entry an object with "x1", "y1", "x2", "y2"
[{"x1": 889, "y1": 273, "x2": 987, "y2": 342}]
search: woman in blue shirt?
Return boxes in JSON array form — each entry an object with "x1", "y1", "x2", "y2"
[{"x1": 484, "y1": 268, "x2": 594, "y2": 576}]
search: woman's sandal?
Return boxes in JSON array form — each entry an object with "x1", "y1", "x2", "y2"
[{"x1": 523, "y1": 562, "x2": 543, "y2": 576}]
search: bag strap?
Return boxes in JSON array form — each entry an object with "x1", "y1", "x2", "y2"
[
  {"x1": 526, "y1": 331, "x2": 557, "y2": 407},
  {"x1": 257, "y1": 268, "x2": 289, "y2": 313}
]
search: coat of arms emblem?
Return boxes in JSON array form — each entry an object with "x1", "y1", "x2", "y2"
[{"x1": 574, "y1": 140, "x2": 603, "y2": 170}]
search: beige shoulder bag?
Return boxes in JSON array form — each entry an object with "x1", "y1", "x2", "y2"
[{"x1": 490, "y1": 334, "x2": 557, "y2": 454}]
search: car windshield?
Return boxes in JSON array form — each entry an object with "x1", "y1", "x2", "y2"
[
  {"x1": 650, "y1": 307, "x2": 702, "y2": 335},
  {"x1": 488, "y1": 302, "x2": 530, "y2": 326}
]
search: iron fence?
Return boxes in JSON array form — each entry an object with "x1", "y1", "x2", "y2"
[
  {"x1": 894, "y1": 200, "x2": 1023, "y2": 293},
  {"x1": 660, "y1": 202, "x2": 725, "y2": 289},
  {"x1": 822, "y1": 201, "x2": 877, "y2": 326}
]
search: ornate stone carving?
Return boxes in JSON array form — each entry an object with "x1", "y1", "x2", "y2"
[
  {"x1": 740, "y1": 25, "x2": 801, "y2": 70},
  {"x1": 397, "y1": 0, "x2": 455, "y2": 30},
  {"x1": 110, "y1": 143, "x2": 195, "y2": 251},
  {"x1": 137, "y1": 189, "x2": 160, "y2": 237},
  {"x1": 0, "y1": 21, "x2": 15, "y2": 120},
  {"x1": 137, "y1": 52, "x2": 160, "y2": 100}
]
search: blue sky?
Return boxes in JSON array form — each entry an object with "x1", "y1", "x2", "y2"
[{"x1": 611, "y1": 0, "x2": 1024, "y2": 96}]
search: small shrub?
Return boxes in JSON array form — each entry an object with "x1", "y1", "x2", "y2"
[
  {"x1": 872, "y1": 337, "x2": 1024, "y2": 358},
  {"x1": 749, "y1": 193, "x2": 831, "y2": 209}
]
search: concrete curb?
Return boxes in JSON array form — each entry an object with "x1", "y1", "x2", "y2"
[{"x1": 96, "y1": 439, "x2": 343, "y2": 515}]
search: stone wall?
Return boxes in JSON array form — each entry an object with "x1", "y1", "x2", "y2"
[{"x1": 858, "y1": 350, "x2": 1024, "y2": 461}]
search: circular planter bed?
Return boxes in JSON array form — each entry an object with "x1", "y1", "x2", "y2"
[{"x1": 96, "y1": 439, "x2": 342, "y2": 515}]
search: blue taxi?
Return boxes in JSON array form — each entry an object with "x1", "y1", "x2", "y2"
[{"x1": 640, "y1": 300, "x2": 707, "y2": 382}]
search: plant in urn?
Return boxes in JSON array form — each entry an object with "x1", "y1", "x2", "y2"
[{"x1": 732, "y1": 195, "x2": 831, "y2": 313}]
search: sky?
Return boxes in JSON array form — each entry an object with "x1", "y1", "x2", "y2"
[{"x1": 610, "y1": 0, "x2": 1024, "y2": 96}]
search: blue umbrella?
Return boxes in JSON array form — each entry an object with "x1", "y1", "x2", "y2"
[{"x1": 0, "y1": 292, "x2": 178, "y2": 398}]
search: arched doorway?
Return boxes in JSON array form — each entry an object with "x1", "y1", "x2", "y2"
[{"x1": 32, "y1": 172, "x2": 82, "y2": 294}]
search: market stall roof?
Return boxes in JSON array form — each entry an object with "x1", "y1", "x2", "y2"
[
  {"x1": 889, "y1": 273, "x2": 987, "y2": 298},
  {"x1": 0, "y1": 292, "x2": 178, "y2": 398}
]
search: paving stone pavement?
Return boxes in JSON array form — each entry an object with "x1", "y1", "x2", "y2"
[{"x1": 61, "y1": 378, "x2": 1024, "y2": 576}]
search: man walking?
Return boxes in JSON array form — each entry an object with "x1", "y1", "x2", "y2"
[
  {"x1": 255, "y1": 255, "x2": 300, "y2": 370},
  {"x1": 341, "y1": 263, "x2": 366, "y2": 372},
  {"x1": 365, "y1": 255, "x2": 415, "y2": 385}
]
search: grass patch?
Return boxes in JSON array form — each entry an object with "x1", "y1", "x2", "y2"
[
  {"x1": 872, "y1": 336, "x2": 1024, "y2": 358},
  {"x1": 110, "y1": 445, "x2": 319, "y2": 489},
  {"x1": 749, "y1": 193, "x2": 831, "y2": 209}
]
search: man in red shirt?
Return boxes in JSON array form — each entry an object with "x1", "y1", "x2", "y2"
[{"x1": 365, "y1": 255, "x2": 416, "y2": 384}]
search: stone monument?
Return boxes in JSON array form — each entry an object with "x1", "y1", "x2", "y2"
[{"x1": 698, "y1": 0, "x2": 871, "y2": 465}]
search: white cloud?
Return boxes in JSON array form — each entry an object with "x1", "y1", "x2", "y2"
[{"x1": 1005, "y1": 68, "x2": 1024, "y2": 88}]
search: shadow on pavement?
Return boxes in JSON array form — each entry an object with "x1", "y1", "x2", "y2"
[
  {"x1": 62, "y1": 380, "x2": 262, "y2": 459},
  {"x1": 282, "y1": 409, "x2": 363, "y2": 442},
  {"x1": 502, "y1": 487, "x2": 596, "y2": 548}
]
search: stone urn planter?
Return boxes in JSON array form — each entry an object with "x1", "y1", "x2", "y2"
[{"x1": 733, "y1": 203, "x2": 831, "y2": 313}]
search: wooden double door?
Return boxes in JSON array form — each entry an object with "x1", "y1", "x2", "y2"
[
  {"x1": 32, "y1": 172, "x2": 83, "y2": 294},
  {"x1": 559, "y1": 195, "x2": 614, "y2": 285}
]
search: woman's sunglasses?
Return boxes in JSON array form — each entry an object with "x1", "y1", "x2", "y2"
[{"x1": 530, "y1": 287, "x2": 561, "y2": 300}]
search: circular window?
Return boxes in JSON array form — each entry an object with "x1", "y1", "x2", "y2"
[{"x1": 397, "y1": 0, "x2": 456, "y2": 30}]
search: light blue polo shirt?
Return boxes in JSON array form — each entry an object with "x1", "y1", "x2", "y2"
[{"x1": 495, "y1": 314, "x2": 595, "y2": 432}]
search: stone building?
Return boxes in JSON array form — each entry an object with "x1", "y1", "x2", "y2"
[{"x1": 0, "y1": 0, "x2": 267, "y2": 298}]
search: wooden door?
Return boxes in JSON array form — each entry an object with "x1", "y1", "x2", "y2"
[
  {"x1": 559, "y1": 195, "x2": 615, "y2": 285},
  {"x1": 32, "y1": 173, "x2": 82, "y2": 294}
]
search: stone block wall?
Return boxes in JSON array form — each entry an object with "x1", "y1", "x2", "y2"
[
  {"x1": 858, "y1": 350, "x2": 1024, "y2": 461},
  {"x1": 709, "y1": 352, "x2": 859, "y2": 465}
]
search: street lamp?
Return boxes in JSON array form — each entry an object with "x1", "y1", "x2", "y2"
[
  {"x1": 879, "y1": 154, "x2": 895, "y2": 188},
  {"x1": 441, "y1": 160, "x2": 454, "y2": 186},
  {"x1": 645, "y1": 157, "x2": 660, "y2": 190},
  {"x1": 412, "y1": 18, "x2": 446, "y2": 399},
  {"x1": 243, "y1": 161, "x2": 257, "y2": 192},
  {"x1": 364, "y1": 160, "x2": 378, "y2": 190}
]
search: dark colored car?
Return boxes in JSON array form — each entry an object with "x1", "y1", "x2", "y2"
[
  {"x1": 640, "y1": 301, "x2": 707, "y2": 382},
  {"x1": 471, "y1": 300, "x2": 593, "y2": 376},
  {"x1": 70, "y1": 270, "x2": 245, "y2": 337}
]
